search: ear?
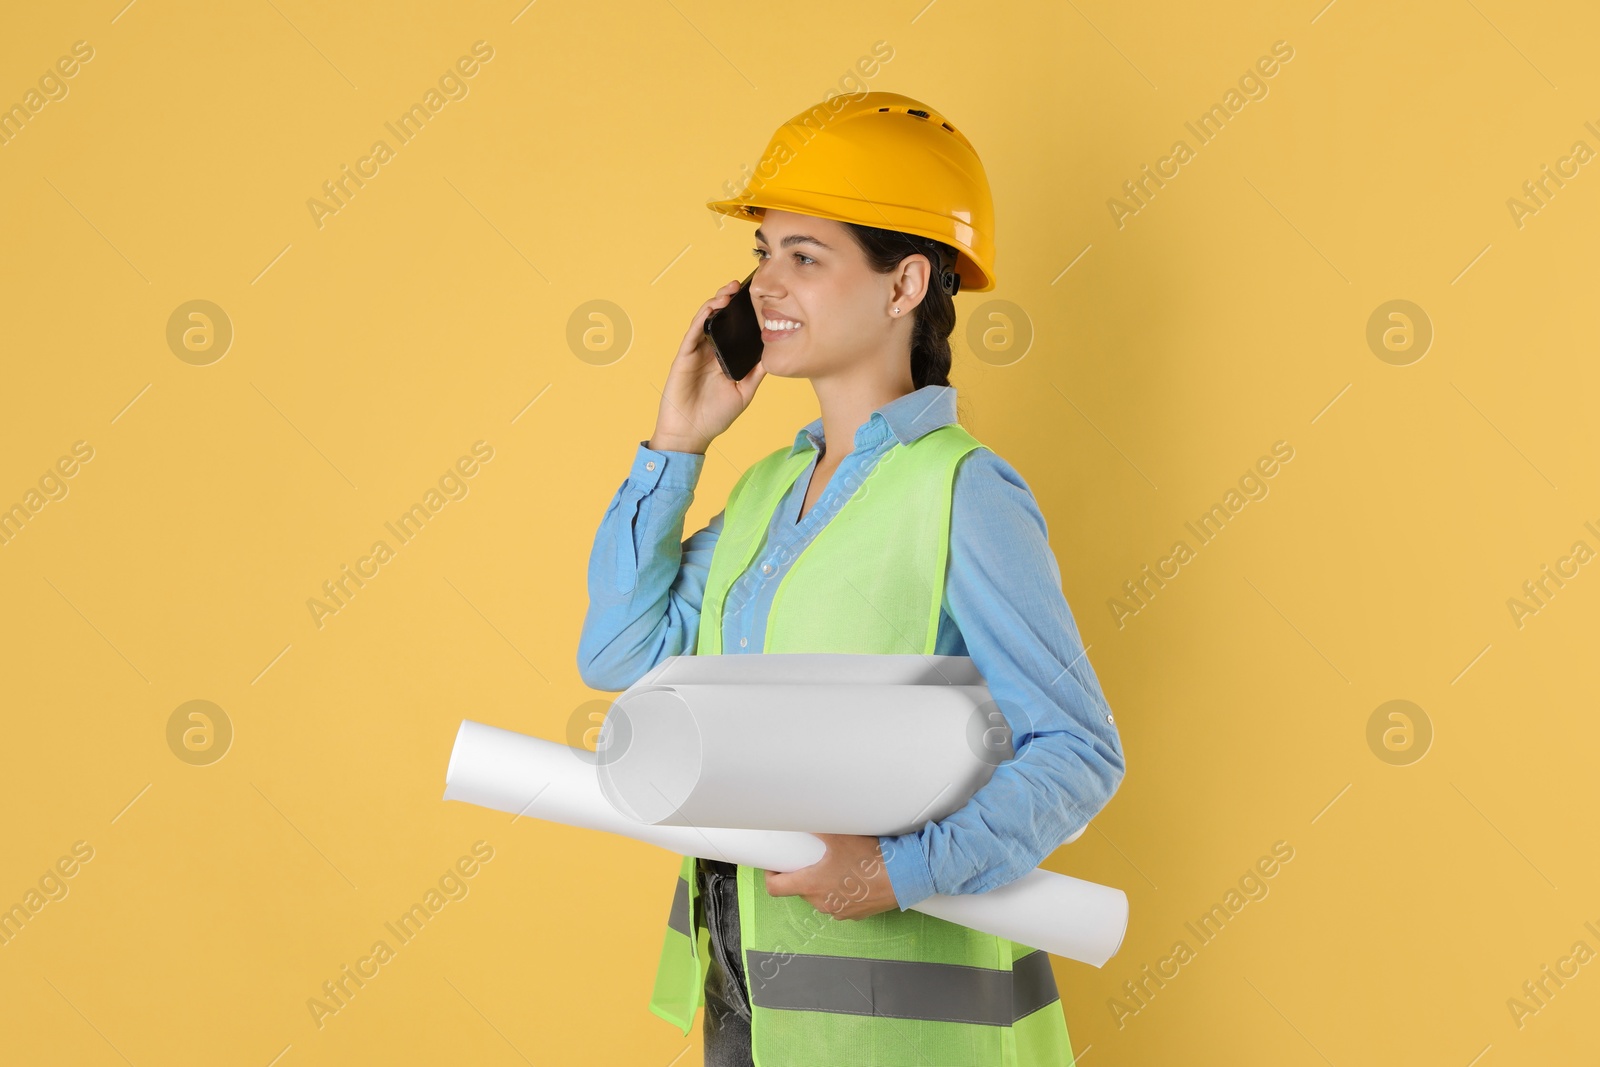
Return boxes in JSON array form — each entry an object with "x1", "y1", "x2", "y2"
[{"x1": 891, "y1": 255, "x2": 933, "y2": 313}]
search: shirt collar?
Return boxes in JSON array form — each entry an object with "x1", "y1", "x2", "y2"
[{"x1": 790, "y1": 384, "x2": 958, "y2": 457}]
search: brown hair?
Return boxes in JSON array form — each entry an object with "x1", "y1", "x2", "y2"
[{"x1": 841, "y1": 223, "x2": 959, "y2": 390}]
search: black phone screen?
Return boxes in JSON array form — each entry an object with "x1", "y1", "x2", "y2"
[{"x1": 705, "y1": 270, "x2": 764, "y2": 381}]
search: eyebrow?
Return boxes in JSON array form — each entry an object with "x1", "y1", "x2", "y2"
[{"x1": 753, "y1": 227, "x2": 833, "y2": 251}]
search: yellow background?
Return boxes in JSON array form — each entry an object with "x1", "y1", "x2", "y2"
[{"x1": 2, "y1": 1, "x2": 1596, "y2": 1064}]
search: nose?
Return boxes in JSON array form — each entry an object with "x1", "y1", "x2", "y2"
[{"x1": 749, "y1": 260, "x2": 783, "y2": 301}]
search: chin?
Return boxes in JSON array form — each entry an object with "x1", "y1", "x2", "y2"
[{"x1": 756, "y1": 348, "x2": 807, "y2": 378}]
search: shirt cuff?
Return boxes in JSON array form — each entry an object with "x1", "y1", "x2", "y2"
[
  {"x1": 630, "y1": 440, "x2": 705, "y2": 492},
  {"x1": 879, "y1": 832, "x2": 937, "y2": 911}
]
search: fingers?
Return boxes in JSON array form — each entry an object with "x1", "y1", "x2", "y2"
[
  {"x1": 680, "y1": 285, "x2": 738, "y2": 354},
  {"x1": 693, "y1": 280, "x2": 743, "y2": 323},
  {"x1": 704, "y1": 282, "x2": 740, "y2": 315},
  {"x1": 678, "y1": 279, "x2": 749, "y2": 365}
]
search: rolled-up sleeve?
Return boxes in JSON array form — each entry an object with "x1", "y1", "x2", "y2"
[
  {"x1": 878, "y1": 448, "x2": 1125, "y2": 910},
  {"x1": 576, "y1": 440, "x2": 722, "y2": 691}
]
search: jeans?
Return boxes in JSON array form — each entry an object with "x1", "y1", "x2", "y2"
[{"x1": 698, "y1": 857, "x2": 755, "y2": 1066}]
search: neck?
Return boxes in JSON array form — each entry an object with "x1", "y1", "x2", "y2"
[{"x1": 809, "y1": 367, "x2": 917, "y2": 463}]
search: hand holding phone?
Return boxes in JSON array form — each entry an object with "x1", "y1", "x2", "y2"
[
  {"x1": 703, "y1": 269, "x2": 765, "y2": 382},
  {"x1": 648, "y1": 276, "x2": 769, "y2": 455}
]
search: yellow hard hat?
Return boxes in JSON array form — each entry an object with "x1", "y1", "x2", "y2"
[{"x1": 706, "y1": 91, "x2": 997, "y2": 293}]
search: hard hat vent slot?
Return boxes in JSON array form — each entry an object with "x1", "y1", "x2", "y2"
[{"x1": 907, "y1": 109, "x2": 929, "y2": 118}]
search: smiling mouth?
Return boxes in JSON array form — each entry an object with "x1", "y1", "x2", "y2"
[{"x1": 761, "y1": 316, "x2": 803, "y2": 340}]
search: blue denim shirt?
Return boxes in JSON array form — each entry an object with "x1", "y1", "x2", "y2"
[{"x1": 577, "y1": 384, "x2": 1125, "y2": 911}]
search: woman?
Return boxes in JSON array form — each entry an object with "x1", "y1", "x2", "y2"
[{"x1": 577, "y1": 92, "x2": 1125, "y2": 1067}]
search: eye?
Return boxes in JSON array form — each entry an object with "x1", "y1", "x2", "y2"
[{"x1": 750, "y1": 247, "x2": 815, "y2": 266}]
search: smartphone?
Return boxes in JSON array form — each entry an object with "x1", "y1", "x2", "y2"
[{"x1": 704, "y1": 269, "x2": 764, "y2": 381}]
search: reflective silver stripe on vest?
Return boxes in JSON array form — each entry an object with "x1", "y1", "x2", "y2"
[
  {"x1": 668, "y1": 875, "x2": 690, "y2": 937},
  {"x1": 745, "y1": 947, "x2": 1060, "y2": 1026},
  {"x1": 1011, "y1": 949, "x2": 1061, "y2": 1020}
]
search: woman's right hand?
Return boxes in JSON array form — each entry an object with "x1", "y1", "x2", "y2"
[{"x1": 648, "y1": 279, "x2": 769, "y2": 455}]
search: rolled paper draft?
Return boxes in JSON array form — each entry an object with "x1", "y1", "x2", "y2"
[
  {"x1": 595, "y1": 682, "x2": 1011, "y2": 835},
  {"x1": 442, "y1": 719, "x2": 1127, "y2": 967},
  {"x1": 631, "y1": 651, "x2": 987, "y2": 688},
  {"x1": 617, "y1": 653, "x2": 1088, "y2": 846},
  {"x1": 624, "y1": 652, "x2": 1088, "y2": 844},
  {"x1": 599, "y1": 653, "x2": 1000, "y2": 834}
]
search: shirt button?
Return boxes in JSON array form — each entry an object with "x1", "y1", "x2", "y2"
[
  {"x1": 761, "y1": 563, "x2": 773, "y2": 575},
  {"x1": 739, "y1": 637, "x2": 748, "y2": 648},
  {"x1": 645, "y1": 460, "x2": 656, "y2": 471},
  {"x1": 1106, "y1": 714, "x2": 1115, "y2": 724}
]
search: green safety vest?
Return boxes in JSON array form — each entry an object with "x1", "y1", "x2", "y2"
[{"x1": 646, "y1": 422, "x2": 1077, "y2": 1066}]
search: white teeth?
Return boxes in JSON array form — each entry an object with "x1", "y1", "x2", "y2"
[{"x1": 763, "y1": 319, "x2": 802, "y2": 331}]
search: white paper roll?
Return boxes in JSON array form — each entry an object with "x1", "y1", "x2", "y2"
[
  {"x1": 595, "y1": 682, "x2": 1011, "y2": 835},
  {"x1": 633, "y1": 651, "x2": 987, "y2": 688},
  {"x1": 599, "y1": 652, "x2": 1084, "y2": 842},
  {"x1": 443, "y1": 720, "x2": 1128, "y2": 967}
]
